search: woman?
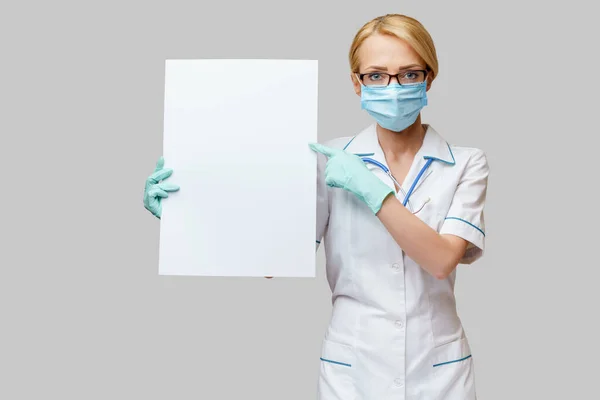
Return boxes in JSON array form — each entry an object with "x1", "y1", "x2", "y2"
[{"x1": 143, "y1": 14, "x2": 489, "y2": 400}]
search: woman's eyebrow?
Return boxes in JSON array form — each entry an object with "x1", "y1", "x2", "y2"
[
  {"x1": 397, "y1": 64, "x2": 424, "y2": 70},
  {"x1": 364, "y1": 65, "x2": 388, "y2": 71},
  {"x1": 364, "y1": 63, "x2": 425, "y2": 71}
]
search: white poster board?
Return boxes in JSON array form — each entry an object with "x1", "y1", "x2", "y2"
[{"x1": 158, "y1": 59, "x2": 318, "y2": 277}]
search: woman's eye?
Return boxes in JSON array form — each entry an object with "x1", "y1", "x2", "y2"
[
  {"x1": 368, "y1": 73, "x2": 382, "y2": 80},
  {"x1": 404, "y1": 72, "x2": 417, "y2": 80}
]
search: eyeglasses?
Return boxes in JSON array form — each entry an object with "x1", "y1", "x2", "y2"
[{"x1": 357, "y1": 69, "x2": 428, "y2": 87}]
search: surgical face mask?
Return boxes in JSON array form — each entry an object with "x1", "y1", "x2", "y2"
[{"x1": 358, "y1": 77, "x2": 428, "y2": 132}]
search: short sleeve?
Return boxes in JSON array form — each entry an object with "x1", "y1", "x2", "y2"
[
  {"x1": 315, "y1": 151, "x2": 330, "y2": 251},
  {"x1": 439, "y1": 149, "x2": 490, "y2": 264}
]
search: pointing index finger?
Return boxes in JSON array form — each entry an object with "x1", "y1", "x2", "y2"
[{"x1": 309, "y1": 143, "x2": 340, "y2": 158}]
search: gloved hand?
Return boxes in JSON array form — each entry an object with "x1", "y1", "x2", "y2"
[
  {"x1": 143, "y1": 156, "x2": 180, "y2": 218},
  {"x1": 309, "y1": 143, "x2": 394, "y2": 214}
]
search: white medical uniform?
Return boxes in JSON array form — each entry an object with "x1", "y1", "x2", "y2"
[{"x1": 315, "y1": 123, "x2": 489, "y2": 400}]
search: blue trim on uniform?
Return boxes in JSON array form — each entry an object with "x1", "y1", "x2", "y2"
[
  {"x1": 444, "y1": 217, "x2": 485, "y2": 236},
  {"x1": 354, "y1": 152, "x2": 375, "y2": 157},
  {"x1": 433, "y1": 354, "x2": 472, "y2": 367},
  {"x1": 403, "y1": 159, "x2": 433, "y2": 206},
  {"x1": 320, "y1": 357, "x2": 352, "y2": 367},
  {"x1": 343, "y1": 136, "x2": 357, "y2": 150},
  {"x1": 424, "y1": 143, "x2": 456, "y2": 165}
]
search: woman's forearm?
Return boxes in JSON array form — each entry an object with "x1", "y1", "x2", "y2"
[{"x1": 376, "y1": 195, "x2": 468, "y2": 279}]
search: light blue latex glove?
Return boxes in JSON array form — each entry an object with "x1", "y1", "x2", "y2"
[
  {"x1": 310, "y1": 143, "x2": 394, "y2": 214},
  {"x1": 143, "y1": 156, "x2": 180, "y2": 219}
]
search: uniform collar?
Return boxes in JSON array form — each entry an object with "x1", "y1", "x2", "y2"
[
  {"x1": 343, "y1": 123, "x2": 455, "y2": 209},
  {"x1": 343, "y1": 123, "x2": 455, "y2": 166}
]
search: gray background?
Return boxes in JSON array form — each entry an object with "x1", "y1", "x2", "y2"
[{"x1": 1, "y1": 0, "x2": 598, "y2": 399}]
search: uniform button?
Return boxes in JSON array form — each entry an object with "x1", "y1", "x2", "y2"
[
  {"x1": 394, "y1": 378, "x2": 404, "y2": 386},
  {"x1": 395, "y1": 320, "x2": 404, "y2": 328},
  {"x1": 391, "y1": 263, "x2": 400, "y2": 270}
]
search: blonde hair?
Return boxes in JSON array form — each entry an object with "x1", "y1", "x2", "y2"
[{"x1": 349, "y1": 14, "x2": 439, "y2": 81}]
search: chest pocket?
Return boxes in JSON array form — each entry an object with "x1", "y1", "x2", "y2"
[{"x1": 410, "y1": 193, "x2": 445, "y2": 232}]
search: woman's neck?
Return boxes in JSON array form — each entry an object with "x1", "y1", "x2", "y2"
[{"x1": 376, "y1": 118, "x2": 426, "y2": 162}]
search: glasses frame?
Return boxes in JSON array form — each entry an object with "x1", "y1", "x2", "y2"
[{"x1": 357, "y1": 69, "x2": 429, "y2": 87}]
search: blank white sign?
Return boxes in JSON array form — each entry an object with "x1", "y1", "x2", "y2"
[{"x1": 158, "y1": 59, "x2": 318, "y2": 277}]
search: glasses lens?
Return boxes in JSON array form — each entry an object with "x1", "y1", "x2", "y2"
[
  {"x1": 362, "y1": 73, "x2": 390, "y2": 87},
  {"x1": 399, "y1": 71, "x2": 426, "y2": 85}
]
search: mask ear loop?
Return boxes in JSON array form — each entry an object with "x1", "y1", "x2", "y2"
[{"x1": 355, "y1": 73, "x2": 365, "y2": 90}]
